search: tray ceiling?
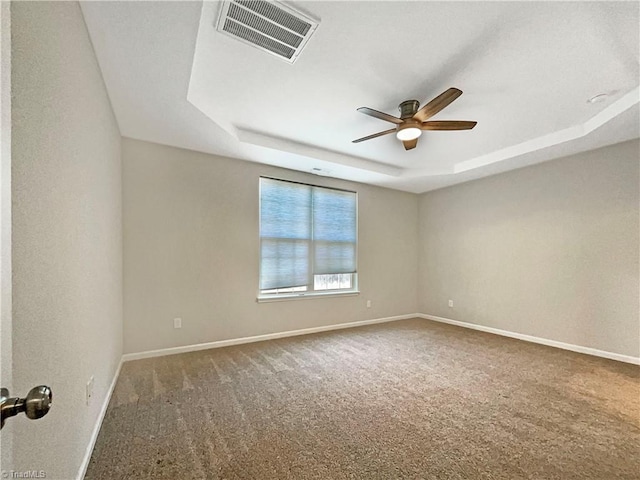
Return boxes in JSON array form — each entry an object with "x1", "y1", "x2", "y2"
[{"x1": 81, "y1": 1, "x2": 639, "y2": 193}]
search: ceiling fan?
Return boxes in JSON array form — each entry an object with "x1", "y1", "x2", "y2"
[{"x1": 352, "y1": 88, "x2": 477, "y2": 151}]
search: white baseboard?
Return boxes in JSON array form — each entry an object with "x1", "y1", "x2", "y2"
[
  {"x1": 76, "y1": 357, "x2": 123, "y2": 480},
  {"x1": 122, "y1": 313, "x2": 420, "y2": 362},
  {"x1": 419, "y1": 313, "x2": 640, "y2": 365}
]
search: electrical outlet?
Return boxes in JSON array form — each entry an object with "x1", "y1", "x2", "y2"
[
  {"x1": 86, "y1": 376, "x2": 94, "y2": 406},
  {"x1": 448, "y1": 299, "x2": 454, "y2": 308},
  {"x1": 366, "y1": 300, "x2": 372, "y2": 308},
  {"x1": 174, "y1": 317, "x2": 182, "y2": 329}
]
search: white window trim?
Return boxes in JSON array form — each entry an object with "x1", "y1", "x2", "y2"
[{"x1": 257, "y1": 290, "x2": 360, "y2": 303}]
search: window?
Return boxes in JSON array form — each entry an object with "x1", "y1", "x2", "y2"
[{"x1": 259, "y1": 177, "x2": 357, "y2": 299}]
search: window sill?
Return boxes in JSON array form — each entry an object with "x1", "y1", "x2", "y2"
[{"x1": 257, "y1": 290, "x2": 360, "y2": 303}]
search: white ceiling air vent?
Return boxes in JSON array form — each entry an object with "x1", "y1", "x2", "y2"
[{"x1": 216, "y1": 0, "x2": 319, "y2": 63}]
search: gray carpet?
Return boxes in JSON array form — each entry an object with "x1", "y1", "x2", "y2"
[{"x1": 85, "y1": 318, "x2": 640, "y2": 479}]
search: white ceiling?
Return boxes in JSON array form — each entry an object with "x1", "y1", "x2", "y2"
[{"x1": 80, "y1": 1, "x2": 639, "y2": 193}]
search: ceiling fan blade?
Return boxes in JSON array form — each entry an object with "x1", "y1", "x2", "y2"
[
  {"x1": 402, "y1": 138, "x2": 418, "y2": 150},
  {"x1": 421, "y1": 120, "x2": 477, "y2": 130},
  {"x1": 357, "y1": 107, "x2": 403, "y2": 125},
  {"x1": 413, "y1": 88, "x2": 463, "y2": 122},
  {"x1": 352, "y1": 128, "x2": 396, "y2": 143}
]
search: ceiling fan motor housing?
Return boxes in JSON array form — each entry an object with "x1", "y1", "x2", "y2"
[
  {"x1": 396, "y1": 119, "x2": 422, "y2": 135},
  {"x1": 399, "y1": 100, "x2": 420, "y2": 118}
]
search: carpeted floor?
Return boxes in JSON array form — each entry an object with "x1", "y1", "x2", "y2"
[{"x1": 85, "y1": 318, "x2": 640, "y2": 479}]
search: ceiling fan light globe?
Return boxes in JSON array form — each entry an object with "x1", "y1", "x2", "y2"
[{"x1": 396, "y1": 127, "x2": 422, "y2": 141}]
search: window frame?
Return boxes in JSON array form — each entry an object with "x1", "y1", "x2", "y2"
[{"x1": 257, "y1": 176, "x2": 359, "y2": 302}]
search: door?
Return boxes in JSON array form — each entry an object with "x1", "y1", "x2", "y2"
[
  {"x1": 1, "y1": 0, "x2": 13, "y2": 467},
  {"x1": 0, "y1": 3, "x2": 52, "y2": 465}
]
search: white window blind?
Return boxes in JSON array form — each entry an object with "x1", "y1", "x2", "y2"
[{"x1": 259, "y1": 177, "x2": 357, "y2": 293}]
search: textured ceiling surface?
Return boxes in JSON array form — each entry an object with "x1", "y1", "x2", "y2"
[{"x1": 81, "y1": 1, "x2": 639, "y2": 193}]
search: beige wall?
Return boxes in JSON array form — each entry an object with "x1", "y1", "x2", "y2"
[
  {"x1": 418, "y1": 139, "x2": 640, "y2": 358},
  {"x1": 11, "y1": 3, "x2": 122, "y2": 478},
  {"x1": 122, "y1": 138, "x2": 419, "y2": 354}
]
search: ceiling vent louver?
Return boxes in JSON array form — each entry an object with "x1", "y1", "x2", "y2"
[{"x1": 216, "y1": 0, "x2": 319, "y2": 63}]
